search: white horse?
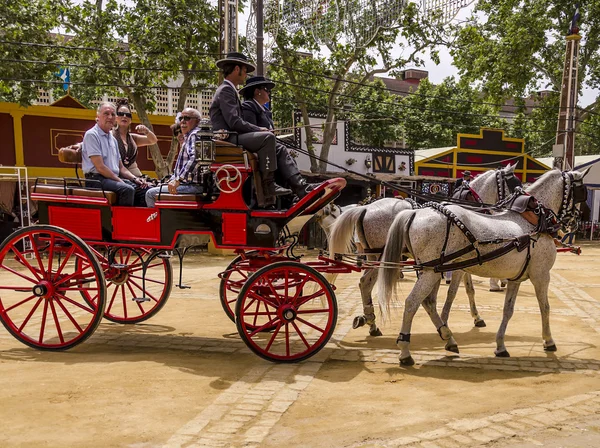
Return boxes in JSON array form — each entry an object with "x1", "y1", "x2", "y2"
[
  {"x1": 328, "y1": 164, "x2": 521, "y2": 336},
  {"x1": 377, "y1": 168, "x2": 589, "y2": 366}
]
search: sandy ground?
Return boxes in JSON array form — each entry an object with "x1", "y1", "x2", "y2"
[{"x1": 1, "y1": 243, "x2": 599, "y2": 448}]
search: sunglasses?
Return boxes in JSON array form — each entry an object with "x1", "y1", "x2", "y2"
[
  {"x1": 180, "y1": 115, "x2": 197, "y2": 122},
  {"x1": 262, "y1": 87, "x2": 272, "y2": 94},
  {"x1": 117, "y1": 111, "x2": 132, "y2": 118}
]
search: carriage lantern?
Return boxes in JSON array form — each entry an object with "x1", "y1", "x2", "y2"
[{"x1": 194, "y1": 119, "x2": 216, "y2": 165}]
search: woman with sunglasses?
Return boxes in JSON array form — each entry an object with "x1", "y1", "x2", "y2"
[
  {"x1": 114, "y1": 98, "x2": 158, "y2": 177},
  {"x1": 240, "y1": 76, "x2": 319, "y2": 200}
]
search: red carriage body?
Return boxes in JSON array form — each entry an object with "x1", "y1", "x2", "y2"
[{"x1": 0, "y1": 149, "x2": 352, "y2": 363}]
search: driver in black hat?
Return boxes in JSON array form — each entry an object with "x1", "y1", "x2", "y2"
[
  {"x1": 240, "y1": 75, "x2": 319, "y2": 200},
  {"x1": 454, "y1": 170, "x2": 472, "y2": 189},
  {"x1": 209, "y1": 52, "x2": 291, "y2": 209}
]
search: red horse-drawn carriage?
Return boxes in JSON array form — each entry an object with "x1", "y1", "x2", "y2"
[{"x1": 0, "y1": 135, "x2": 353, "y2": 363}]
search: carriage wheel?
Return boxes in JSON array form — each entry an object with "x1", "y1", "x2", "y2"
[
  {"x1": 0, "y1": 225, "x2": 106, "y2": 350},
  {"x1": 80, "y1": 247, "x2": 173, "y2": 324},
  {"x1": 219, "y1": 255, "x2": 251, "y2": 323},
  {"x1": 235, "y1": 261, "x2": 337, "y2": 363}
]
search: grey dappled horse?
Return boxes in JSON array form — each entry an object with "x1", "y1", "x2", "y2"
[
  {"x1": 328, "y1": 164, "x2": 521, "y2": 336},
  {"x1": 377, "y1": 168, "x2": 589, "y2": 366}
]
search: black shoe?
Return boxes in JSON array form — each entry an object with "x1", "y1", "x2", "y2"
[
  {"x1": 296, "y1": 182, "x2": 321, "y2": 199},
  {"x1": 274, "y1": 183, "x2": 292, "y2": 196}
]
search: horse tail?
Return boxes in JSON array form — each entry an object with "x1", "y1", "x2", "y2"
[
  {"x1": 378, "y1": 210, "x2": 416, "y2": 321},
  {"x1": 328, "y1": 206, "x2": 367, "y2": 257}
]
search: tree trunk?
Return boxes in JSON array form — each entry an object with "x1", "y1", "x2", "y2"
[
  {"x1": 318, "y1": 111, "x2": 337, "y2": 173},
  {"x1": 129, "y1": 90, "x2": 170, "y2": 178}
]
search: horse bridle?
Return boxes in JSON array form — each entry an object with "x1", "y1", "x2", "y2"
[
  {"x1": 558, "y1": 172, "x2": 587, "y2": 228},
  {"x1": 495, "y1": 169, "x2": 522, "y2": 201}
]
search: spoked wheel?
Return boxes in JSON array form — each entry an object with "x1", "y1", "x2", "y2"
[
  {"x1": 235, "y1": 261, "x2": 337, "y2": 363},
  {"x1": 219, "y1": 255, "x2": 252, "y2": 323},
  {"x1": 81, "y1": 247, "x2": 173, "y2": 324},
  {"x1": 0, "y1": 225, "x2": 106, "y2": 350}
]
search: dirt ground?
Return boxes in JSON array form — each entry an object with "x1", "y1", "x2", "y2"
[{"x1": 1, "y1": 242, "x2": 600, "y2": 448}]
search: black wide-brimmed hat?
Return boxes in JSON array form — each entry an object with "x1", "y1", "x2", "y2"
[
  {"x1": 216, "y1": 52, "x2": 256, "y2": 72},
  {"x1": 463, "y1": 170, "x2": 472, "y2": 176},
  {"x1": 239, "y1": 76, "x2": 276, "y2": 94}
]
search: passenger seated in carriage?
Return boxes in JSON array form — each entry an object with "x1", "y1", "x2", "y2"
[
  {"x1": 209, "y1": 52, "x2": 292, "y2": 209},
  {"x1": 239, "y1": 76, "x2": 319, "y2": 201},
  {"x1": 145, "y1": 108, "x2": 204, "y2": 208},
  {"x1": 82, "y1": 102, "x2": 150, "y2": 206}
]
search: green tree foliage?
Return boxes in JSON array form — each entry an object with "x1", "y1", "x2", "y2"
[
  {"x1": 0, "y1": 0, "x2": 66, "y2": 105},
  {"x1": 272, "y1": 2, "x2": 448, "y2": 172},
  {"x1": 61, "y1": 0, "x2": 219, "y2": 176},
  {"x1": 450, "y1": 0, "x2": 600, "y2": 154},
  {"x1": 398, "y1": 77, "x2": 506, "y2": 149}
]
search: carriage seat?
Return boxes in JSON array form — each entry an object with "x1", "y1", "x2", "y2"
[
  {"x1": 30, "y1": 184, "x2": 117, "y2": 205},
  {"x1": 58, "y1": 146, "x2": 82, "y2": 164}
]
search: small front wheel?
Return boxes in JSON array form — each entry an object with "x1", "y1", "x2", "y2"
[{"x1": 235, "y1": 261, "x2": 337, "y2": 363}]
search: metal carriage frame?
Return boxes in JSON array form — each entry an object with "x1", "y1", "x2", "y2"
[{"x1": 0, "y1": 152, "x2": 352, "y2": 363}]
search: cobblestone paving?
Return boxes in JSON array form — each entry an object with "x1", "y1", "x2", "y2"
[{"x1": 163, "y1": 285, "x2": 362, "y2": 448}]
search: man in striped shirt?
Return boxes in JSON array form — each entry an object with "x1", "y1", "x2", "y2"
[{"x1": 145, "y1": 108, "x2": 203, "y2": 207}]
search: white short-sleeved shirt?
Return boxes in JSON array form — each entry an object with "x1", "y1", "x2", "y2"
[{"x1": 82, "y1": 124, "x2": 121, "y2": 176}]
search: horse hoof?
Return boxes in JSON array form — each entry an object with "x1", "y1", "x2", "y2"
[
  {"x1": 544, "y1": 344, "x2": 557, "y2": 352},
  {"x1": 474, "y1": 319, "x2": 487, "y2": 328},
  {"x1": 400, "y1": 356, "x2": 415, "y2": 367},
  {"x1": 352, "y1": 316, "x2": 366, "y2": 329},
  {"x1": 495, "y1": 350, "x2": 510, "y2": 358},
  {"x1": 446, "y1": 344, "x2": 459, "y2": 354},
  {"x1": 369, "y1": 328, "x2": 383, "y2": 337}
]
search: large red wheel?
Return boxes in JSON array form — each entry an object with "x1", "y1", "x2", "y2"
[
  {"x1": 235, "y1": 261, "x2": 337, "y2": 362},
  {"x1": 81, "y1": 247, "x2": 173, "y2": 324},
  {"x1": 0, "y1": 225, "x2": 106, "y2": 350}
]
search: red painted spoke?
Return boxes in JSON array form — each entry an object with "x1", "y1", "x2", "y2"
[
  {"x1": 265, "y1": 276, "x2": 283, "y2": 304},
  {"x1": 55, "y1": 292, "x2": 95, "y2": 314},
  {"x1": 297, "y1": 308, "x2": 331, "y2": 314},
  {"x1": 46, "y1": 234, "x2": 56, "y2": 280},
  {"x1": 54, "y1": 296, "x2": 84, "y2": 333},
  {"x1": 106, "y1": 285, "x2": 119, "y2": 315},
  {"x1": 53, "y1": 263, "x2": 94, "y2": 288},
  {"x1": 126, "y1": 281, "x2": 146, "y2": 314},
  {"x1": 128, "y1": 279, "x2": 159, "y2": 303},
  {"x1": 264, "y1": 323, "x2": 283, "y2": 352},
  {"x1": 129, "y1": 274, "x2": 165, "y2": 286},
  {"x1": 291, "y1": 320, "x2": 311, "y2": 349},
  {"x1": 38, "y1": 299, "x2": 49, "y2": 343},
  {"x1": 245, "y1": 289, "x2": 278, "y2": 309},
  {"x1": 129, "y1": 261, "x2": 163, "y2": 274},
  {"x1": 0, "y1": 285, "x2": 32, "y2": 291},
  {"x1": 291, "y1": 276, "x2": 311, "y2": 304},
  {"x1": 296, "y1": 289, "x2": 327, "y2": 308},
  {"x1": 248, "y1": 317, "x2": 280, "y2": 338},
  {"x1": 54, "y1": 245, "x2": 77, "y2": 278},
  {"x1": 31, "y1": 238, "x2": 47, "y2": 275},
  {"x1": 121, "y1": 285, "x2": 127, "y2": 319},
  {"x1": 285, "y1": 323, "x2": 290, "y2": 357},
  {"x1": 285, "y1": 271, "x2": 289, "y2": 299},
  {"x1": 49, "y1": 299, "x2": 65, "y2": 344},
  {"x1": 4, "y1": 248, "x2": 42, "y2": 282},
  {"x1": 56, "y1": 286, "x2": 100, "y2": 293},
  {"x1": 16, "y1": 298, "x2": 43, "y2": 332},
  {"x1": 4, "y1": 294, "x2": 36, "y2": 312},
  {"x1": 295, "y1": 316, "x2": 326, "y2": 333}
]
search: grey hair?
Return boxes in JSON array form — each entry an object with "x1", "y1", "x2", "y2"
[
  {"x1": 97, "y1": 102, "x2": 116, "y2": 114},
  {"x1": 181, "y1": 107, "x2": 201, "y2": 119}
]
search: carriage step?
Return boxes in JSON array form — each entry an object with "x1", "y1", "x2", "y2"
[
  {"x1": 110, "y1": 263, "x2": 127, "y2": 269},
  {"x1": 157, "y1": 251, "x2": 173, "y2": 259},
  {"x1": 132, "y1": 297, "x2": 150, "y2": 303}
]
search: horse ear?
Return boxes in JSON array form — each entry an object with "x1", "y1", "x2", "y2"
[
  {"x1": 579, "y1": 167, "x2": 591, "y2": 179},
  {"x1": 506, "y1": 163, "x2": 515, "y2": 173}
]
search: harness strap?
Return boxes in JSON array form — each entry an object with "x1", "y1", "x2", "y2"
[
  {"x1": 508, "y1": 240, "x2": 531, "y2": 281},
  {"x1": 432, "y1": 235, "x2": 531, "y2": 273}
]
